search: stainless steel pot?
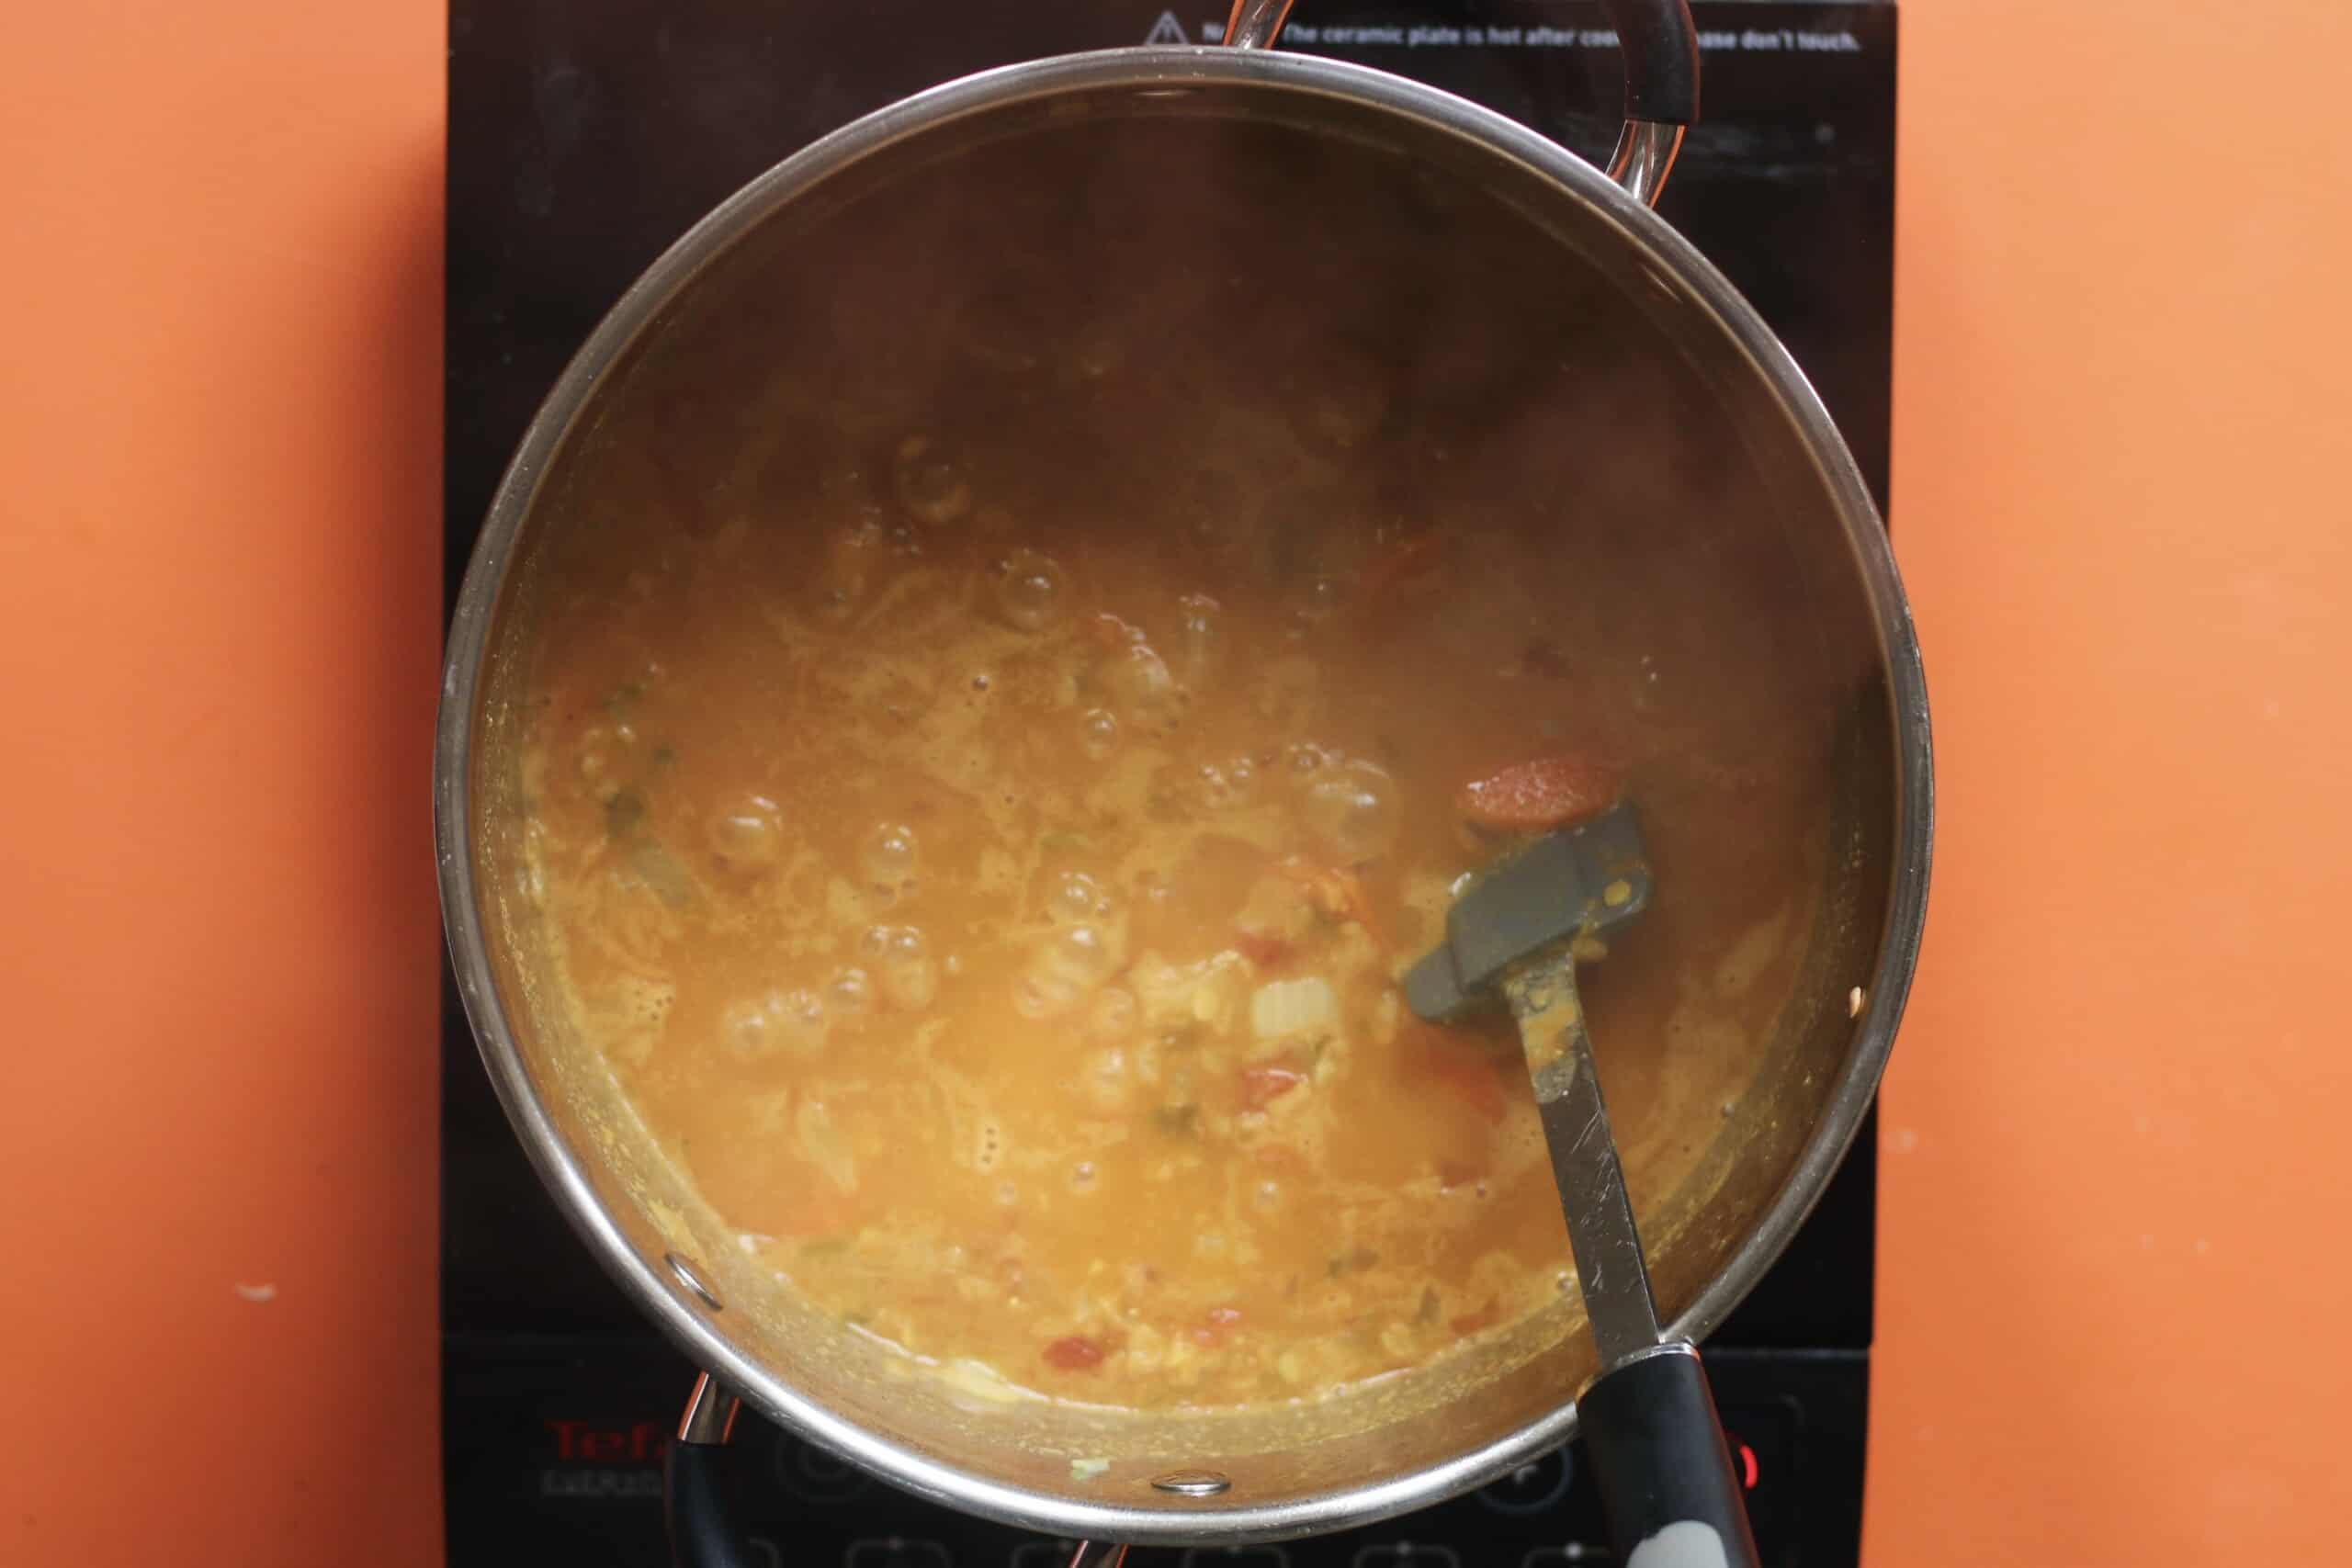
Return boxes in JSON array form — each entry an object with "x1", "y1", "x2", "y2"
[{"x1": 435, "y1": 0, "x2": 1930, "y2": 1553}]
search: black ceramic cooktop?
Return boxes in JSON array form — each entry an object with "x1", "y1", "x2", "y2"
[{"x1": 441, "y1": 5, "x2": 1894, "y2": 1562}]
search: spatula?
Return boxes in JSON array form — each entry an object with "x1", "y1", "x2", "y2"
[{"x1": 1407, "y1": 802, "x2": 1761, "y2": 1568}]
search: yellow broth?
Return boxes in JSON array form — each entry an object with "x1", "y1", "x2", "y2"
[{"x1": 506, "y1": 118, "x2": 1833, "y2": 1410}]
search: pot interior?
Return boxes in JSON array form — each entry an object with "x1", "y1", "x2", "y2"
[{"x1": 455, "y1": 67, "x2": 1905, "y2": 1540}]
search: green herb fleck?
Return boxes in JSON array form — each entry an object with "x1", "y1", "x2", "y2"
[
  {"x1": 1153, "y1": 1104, "x2": 1200, "y2": 1137},
  {"x1": 604, "y1": 789, "x2": 647, "y2": 838}
]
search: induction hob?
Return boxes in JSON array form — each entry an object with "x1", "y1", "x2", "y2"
[{"x1": 443, "y1": 6, "x2": 1894, "y2": 1562}]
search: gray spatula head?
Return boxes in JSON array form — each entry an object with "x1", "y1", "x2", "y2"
[{"x1": 1403, "y1": 801, "x2": 1654, "y2": 1022}]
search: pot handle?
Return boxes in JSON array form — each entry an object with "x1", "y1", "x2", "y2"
[
  {"x1": 1577, "y1": 1343, "x2": 1762, "y2": 1568},
  {"x1": 1220, "y1": 0, "x2": 1701, "y2": 207},
  {"x1": 664, "y1": 1372, "x2": 768, "y2": 1568}
]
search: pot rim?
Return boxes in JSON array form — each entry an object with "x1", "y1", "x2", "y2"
[{"x1": 434, "y1": 42, "x2": 1932, "y2": 1546}]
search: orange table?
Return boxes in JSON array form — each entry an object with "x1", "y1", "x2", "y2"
[
  {"x1": 0, "y1": 3, "x2": 445, "y2": 1563},
  {"x1": 1871, "y1": 1, "x2": 2352, "y2": 1558},
  {"x1": 3, "y1": 3, "x2": 2346, "y2": 1564}
]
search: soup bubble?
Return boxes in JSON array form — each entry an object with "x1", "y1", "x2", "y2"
[
  {"x1": 1304, "y1": 761, "x2": 1401, "y2": 861},
  {"x1": 1015, "y1": 914, "x2": 1125, "y2": 1016},
  {"x1": 1175, "y1": 592, "x2": 1223, "y2": 682},
  {"x1": 774, "y1": 989, "x2": 829, "y2": 1054},
  {"x1": 1013, "y1": 970, "x2": 1082, "y2": 1020},
  {"x1": 859, "y1": 923, "x2": 926, "y2": 962},
  {"x1": 707, "y1": 794, "x2": 784, "y2": 871},
  {"x1": 1080, "y1": 707, "x2": 1120, "y2": 760},
  {"x1": 815, "y1": 515, "x2": 888, "y2": 620},
  {"x1": 892, "y1": 434, "x2": 972, "y2": 525},
  {"x1": 1052, "y1": 923, "x2": 1121, "y2": 987},
  {"x1": 1051, "y1": 871, "x2": 1114, "y2": 924},
  {"x1": 721, "y1": 997, "x2": 776, "y2": 1056},
  {"x1": 1282, "y1": 740, "x2": 1335, "y2": 779},
  {"x1": 1196, "y1": 755, "x2": 1258, "y2": 811},
  {"x1": 862, "y1": 822, "x2": 919, "y2": 888},
  {"x1": 994, "y1": 548, "x2": 1069, "y2": 632},
  {"x1": 724, "y1": 988, "x2": 829, "y2": 1058},
  {"x1": 885, "y1": 955, "x2": 940, "y2": 1010},
  {"x1": 1104, "y1": 643, "x2": 1182, "y2": 728},
  {"x1": 827, "y1": 966, "x2": 874, "y2": 1018},
  {"x1": 858, "y1": 925, "x2": 939, "y2": 1009}
]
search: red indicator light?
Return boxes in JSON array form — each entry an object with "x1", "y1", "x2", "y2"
[{"x1": 1737, "y1": 1442, "x2": 1759, "y2": 1491}]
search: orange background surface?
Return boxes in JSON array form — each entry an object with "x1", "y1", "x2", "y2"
[{"x1": 3, "y1": 1, "x2": 2347, "y2": 1564}]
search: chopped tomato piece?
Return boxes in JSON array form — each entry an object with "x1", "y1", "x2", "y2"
[
  {"x1": 1450, "y1": 1301, "x2": 1501, "y2": 1336},
  {"x1": 1043, "y1": 1335, "x2": 1106, "y2": 1371},
  {"x1": 1240, "y1": 1063, "x2": 1309, "y2": 1110},
  {"x1": 1455, "y1": 755, "x2": 1621, "y2": 831},
  {"x1": 1233, "y1": 928, "x2": 1294, "y2": 969}
]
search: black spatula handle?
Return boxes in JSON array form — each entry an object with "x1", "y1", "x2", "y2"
[{"x1": 1578, "y1": 1344, "x2": 1760, "y2": 1568}]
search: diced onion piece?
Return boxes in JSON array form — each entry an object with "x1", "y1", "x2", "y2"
[
  {"x1": 796, "y1": 1100, "x2": 858, "y2": 1193},
  {"x1": 1250, "y1": 976, "x2": 1338, "y2": 1041}
]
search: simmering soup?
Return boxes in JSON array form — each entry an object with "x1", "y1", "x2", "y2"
[{"x1": 504, "y1": 117, "x2": 1831, "y2": 1412}]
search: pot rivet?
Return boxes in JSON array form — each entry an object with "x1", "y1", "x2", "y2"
[
  {"x1": 1149, "y1": 1470, "x2": 1231, "y2": 1497},
  {"x1": 666, "y1": 1251, "x2": 722, "y2": 1311}
]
